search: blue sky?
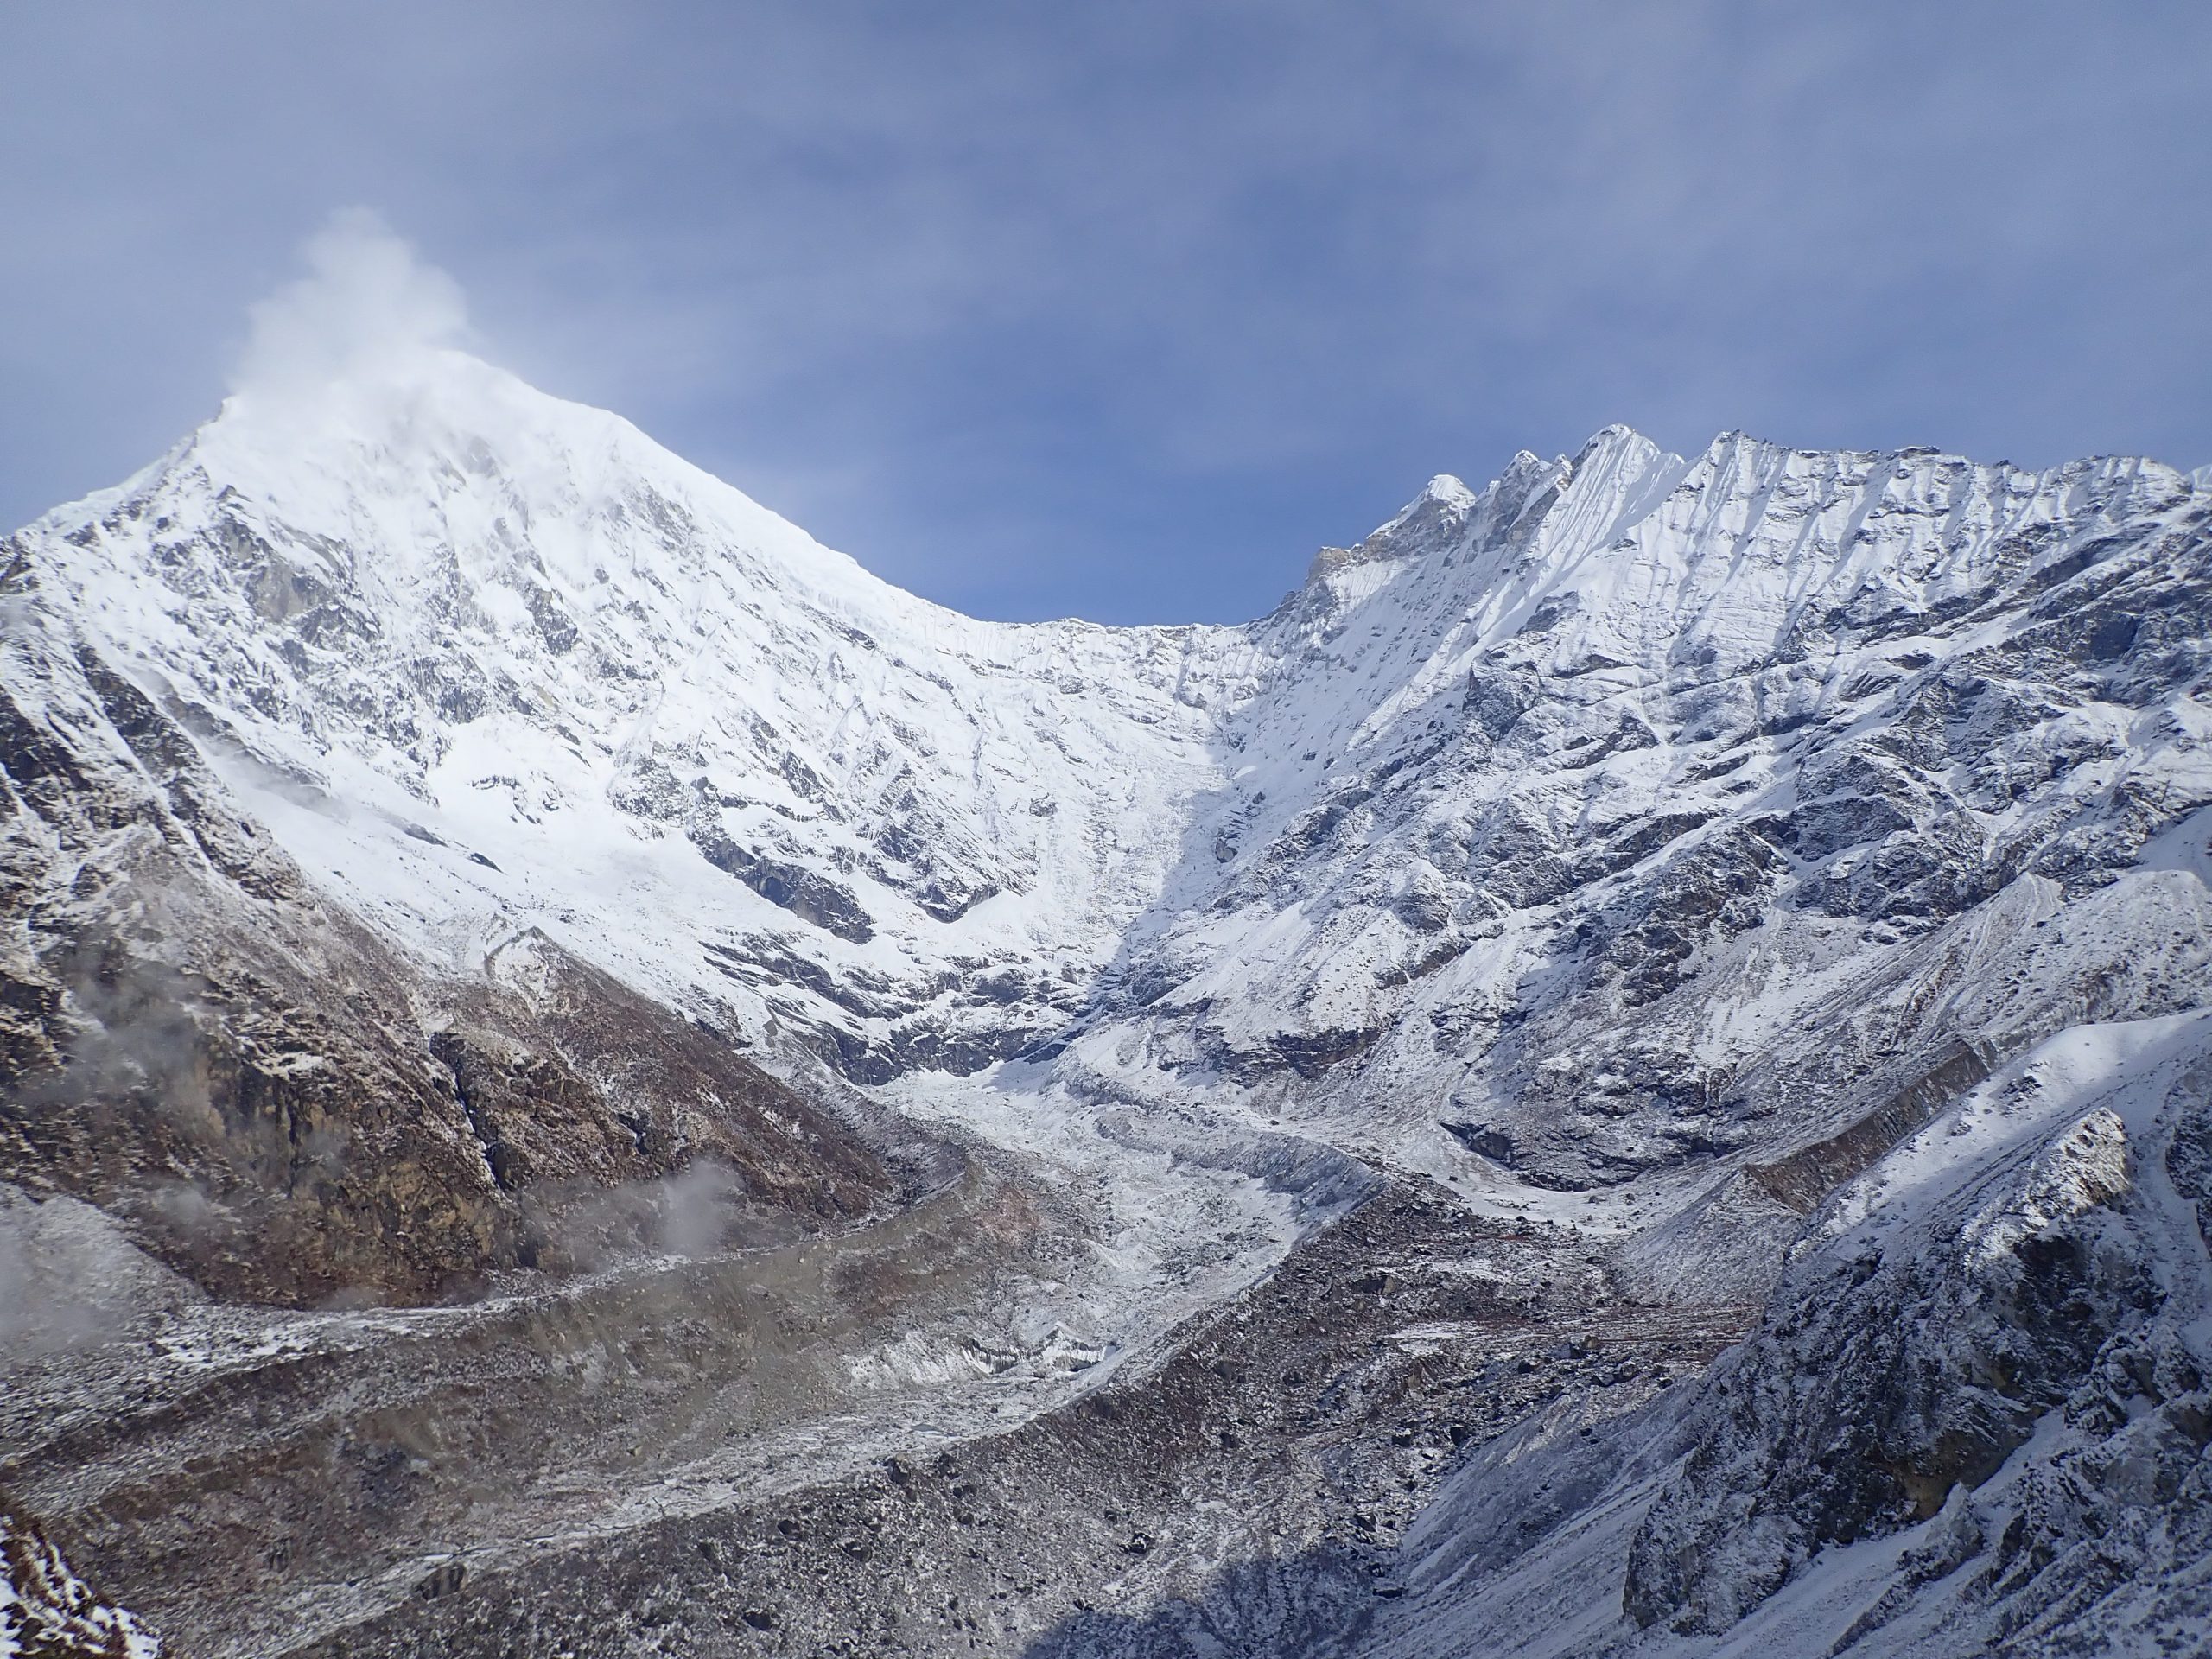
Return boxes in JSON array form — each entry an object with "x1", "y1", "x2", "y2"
[{"x1": 4, "y1": 2, "x2": 2208, "y2": 624}]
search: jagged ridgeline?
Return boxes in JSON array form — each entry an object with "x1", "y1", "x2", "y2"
[{"x1": 2, "y1": 350, "x2": 2207, "y2": 1656}]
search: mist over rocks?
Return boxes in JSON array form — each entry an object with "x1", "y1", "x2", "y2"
[
  {"x1": 2, "y1": 325, "x2": 2208, "y2": 1655},
  {"x1": 0, "y1": 592, "x2": 907, "y2": 1309}
]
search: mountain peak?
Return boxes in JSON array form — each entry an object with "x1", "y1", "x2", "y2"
[
  {"x1": 63, "y1": 348, "x2": 900, "y2": 626},
  {"x1": 1567, "y1": 421, "x2": 1658, "y2": 466},
  {"x1": 1418, "y1": 472, "x2": 1478, "y2": 510},
  {"x1": 200, "y1": 347, "x2": 654, "y2": 505}
]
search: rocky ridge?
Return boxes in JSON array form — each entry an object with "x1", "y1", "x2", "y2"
[{"x1": 1367, "y1": 1009, "x2": 2212, "y2": 1657}]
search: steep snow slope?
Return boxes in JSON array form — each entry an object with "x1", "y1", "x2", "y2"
[
  {"x1": 12, "y1": 352, "x2": 1263, "y2": 1082},
  {"x1": 1053, "y1": 424, "x2": 2212, "y2": 1299}
]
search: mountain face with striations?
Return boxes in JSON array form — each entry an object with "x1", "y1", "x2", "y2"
[{"x1": 3, "y1": 349, "x2": 2209, "y2": 1657}]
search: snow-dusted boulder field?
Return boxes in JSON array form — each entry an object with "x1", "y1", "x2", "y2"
[{"x1": 3, "y1": 350, "x2": 2206, "y2": 1655}]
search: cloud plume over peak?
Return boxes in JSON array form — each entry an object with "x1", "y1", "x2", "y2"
[
  {"x1": 230, "y1": 209, "x2": 468, "y2": 399},
  {"x1": 4, "y1": 6, "x2": 2205, "y2": 620}
]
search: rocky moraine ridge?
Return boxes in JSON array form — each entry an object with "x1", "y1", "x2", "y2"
[{"x1": 2, "y1": 352, "x2": 2209, "y2": 1656}]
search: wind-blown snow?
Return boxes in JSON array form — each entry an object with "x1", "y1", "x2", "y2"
[{"x1": 231, "y1": 209, "x2": 470, "y2": 404}]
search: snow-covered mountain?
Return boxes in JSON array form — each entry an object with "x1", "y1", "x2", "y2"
[
  {"x1": 1062, "y1": 420, "x2": 2212, "y2": 1298},
  {"x1": 12, "y1": 352, "x2": 1269, "y2": 1083},
  {"x1": 4, "y1": 348, "x2": 2209, "y2": 1656},
  {"x1": 22, "y1": 360, "x2": 2203, "y2": 1135}
]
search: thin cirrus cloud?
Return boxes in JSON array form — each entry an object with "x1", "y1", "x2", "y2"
[{"x1": 1, "y1": 1, "x2": 2206, "y2": 624}]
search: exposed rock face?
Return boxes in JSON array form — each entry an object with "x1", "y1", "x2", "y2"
[
  {"x1": 1371, "y1": 1014, "x2": 2212, "y2": 1657},
  {"x1": 1619, "y1": 1017, "x2": 2212, "y2": 1649},
  {"x1": 0, "y1": 581, "x2": 900, "y2": 1306},
  {"x1": 0, "y1": 1503, "x2": 161, "y2": 1656}
]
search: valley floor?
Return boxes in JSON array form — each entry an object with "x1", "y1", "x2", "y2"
[{"x1": 5, "y1": 1099, "x2": 1752, "y2": 1658}]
